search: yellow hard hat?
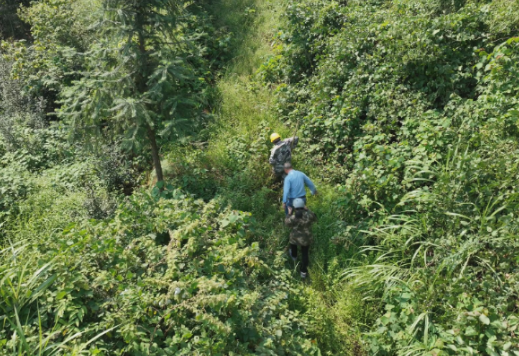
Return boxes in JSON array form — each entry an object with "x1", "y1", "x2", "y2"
[{"x1": 270, "y1": 133, "x2": 281, "y2": 142}]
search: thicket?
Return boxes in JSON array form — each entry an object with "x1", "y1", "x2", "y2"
[
  {"x1": 1, "y1": 188, "x2": 320, "y2": 354},
  {"x1": 259, "y1": 0, "x2": 519, "y2": 354},
  {"x1": 2, "y1": 0, "x2": 519, "y2": 355}
]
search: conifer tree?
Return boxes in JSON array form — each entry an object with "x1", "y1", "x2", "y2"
[{"x1": 60, "y1": 0, "x2": 198, "y2": 183}]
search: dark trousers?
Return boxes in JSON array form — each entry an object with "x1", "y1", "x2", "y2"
[{"x1": 290, "y1": 244, "x2": 310, "y2": 273}]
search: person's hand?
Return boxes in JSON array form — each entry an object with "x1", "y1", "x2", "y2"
[
  {"x1": 304, "y1": 206, "x2": 308, "y2": 211},
  {"x1": 313, "y1": 190, "x2": 318, "y2": 196}
]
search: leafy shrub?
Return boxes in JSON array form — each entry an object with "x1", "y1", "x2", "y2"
[
  {"x1": 93, "y1": 145, "x2": 140, "y2": 196},
  {"x1": 0, "y1": 58, "x2": 45, "y2": 149},
  {"x1": 3, "y1": 0, "x2": 99, "y2": 100},
  {"x1": 262, "y1": 0, "x2": 499, "y2": 171},
  {"x1": 0, "y1": 190, "x2": 319, "y2": 355},
  {"x1": 486, "y1": 0, "x2": 519, "y2": 35},
  {"x1": 348, "y1": 138, "x2": 519, "y2": 355},
  {"x1": 0, "y1": 164, "x2": 32, "y2": 221}
]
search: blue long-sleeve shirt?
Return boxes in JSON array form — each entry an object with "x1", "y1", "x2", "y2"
[{"x1": 283, "y1": 170, "x2": 317, "y2": 203}]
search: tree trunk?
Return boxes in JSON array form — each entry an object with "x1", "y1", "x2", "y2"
[
  {"x1": 134, "y1": 8, "x2": 164, "y2": 186},
  {"x1": 147, "y1": 125, "x2": 164, "y2": 184}
]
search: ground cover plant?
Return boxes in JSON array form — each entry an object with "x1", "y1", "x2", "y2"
[{"x1": 1, "y1": 0, "x2": 519, "y2": 355}]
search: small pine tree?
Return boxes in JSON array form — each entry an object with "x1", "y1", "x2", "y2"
[{"x1": 60, "y1": 0, "x2": 200, "y2": 183}]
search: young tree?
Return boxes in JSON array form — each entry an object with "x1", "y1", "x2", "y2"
[{"x1": 60, "y1": 0, "x2": 200, "y2": 183}]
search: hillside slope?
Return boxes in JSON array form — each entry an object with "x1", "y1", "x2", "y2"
[
  {"x1": 2, "y1": 0, "x2": 519, "y2": 355},
  {"x1": 257, "y1": 0, "x2": 519, "y2": 355}
]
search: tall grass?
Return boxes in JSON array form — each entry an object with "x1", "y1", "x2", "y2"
[{"x1": 0, "y1": 240, "x2": 118, "y2": 355}]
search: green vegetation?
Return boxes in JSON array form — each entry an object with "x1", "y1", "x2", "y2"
[{"x1": 1, "y1": 0, "x2": 519, "y2": 355}]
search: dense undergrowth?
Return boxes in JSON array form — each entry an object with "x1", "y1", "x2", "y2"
[
  {"x1": 259, "y1": 0, "x2": 519, "y2": 355},
  {"x1": 1, "y1": 0, "x2": 519, "y2": 355},
  {"x1": 0, "y1": 0, "x2": 326, "y2": 354}
]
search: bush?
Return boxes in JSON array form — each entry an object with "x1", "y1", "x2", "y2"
[
  {"x1": 0, "y1": 164, "x2": 32, "y2": 221},
  {"x1": 0, "y1": 190, "x2": 319, "y2": 355}
]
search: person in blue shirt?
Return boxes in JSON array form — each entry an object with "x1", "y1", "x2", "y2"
[{"x1": 282, "y1": 162, "x2": 317, "y2": 215}]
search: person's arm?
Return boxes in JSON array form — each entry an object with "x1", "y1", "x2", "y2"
[
  {"x1": 303, "y1": 174, "x2": 317, "y2": 195},
  {"x1": 282, "y1": 176, "x2": 290, "y2": 203},
  {"x1": 286, "y1": 136, "x2": 299, "y2": 148}
]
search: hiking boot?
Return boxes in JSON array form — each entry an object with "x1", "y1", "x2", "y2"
[
  {"x1": 288, "y1": 249, "x2": 297, "y2": 262},
  {"x1": 300, "y1": 272, "x2": 307, "y2": 279}
]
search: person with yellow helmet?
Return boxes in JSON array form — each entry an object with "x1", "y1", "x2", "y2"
[{"x1": 269, "y1": 132, "x2": 299, "y2": 183}]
